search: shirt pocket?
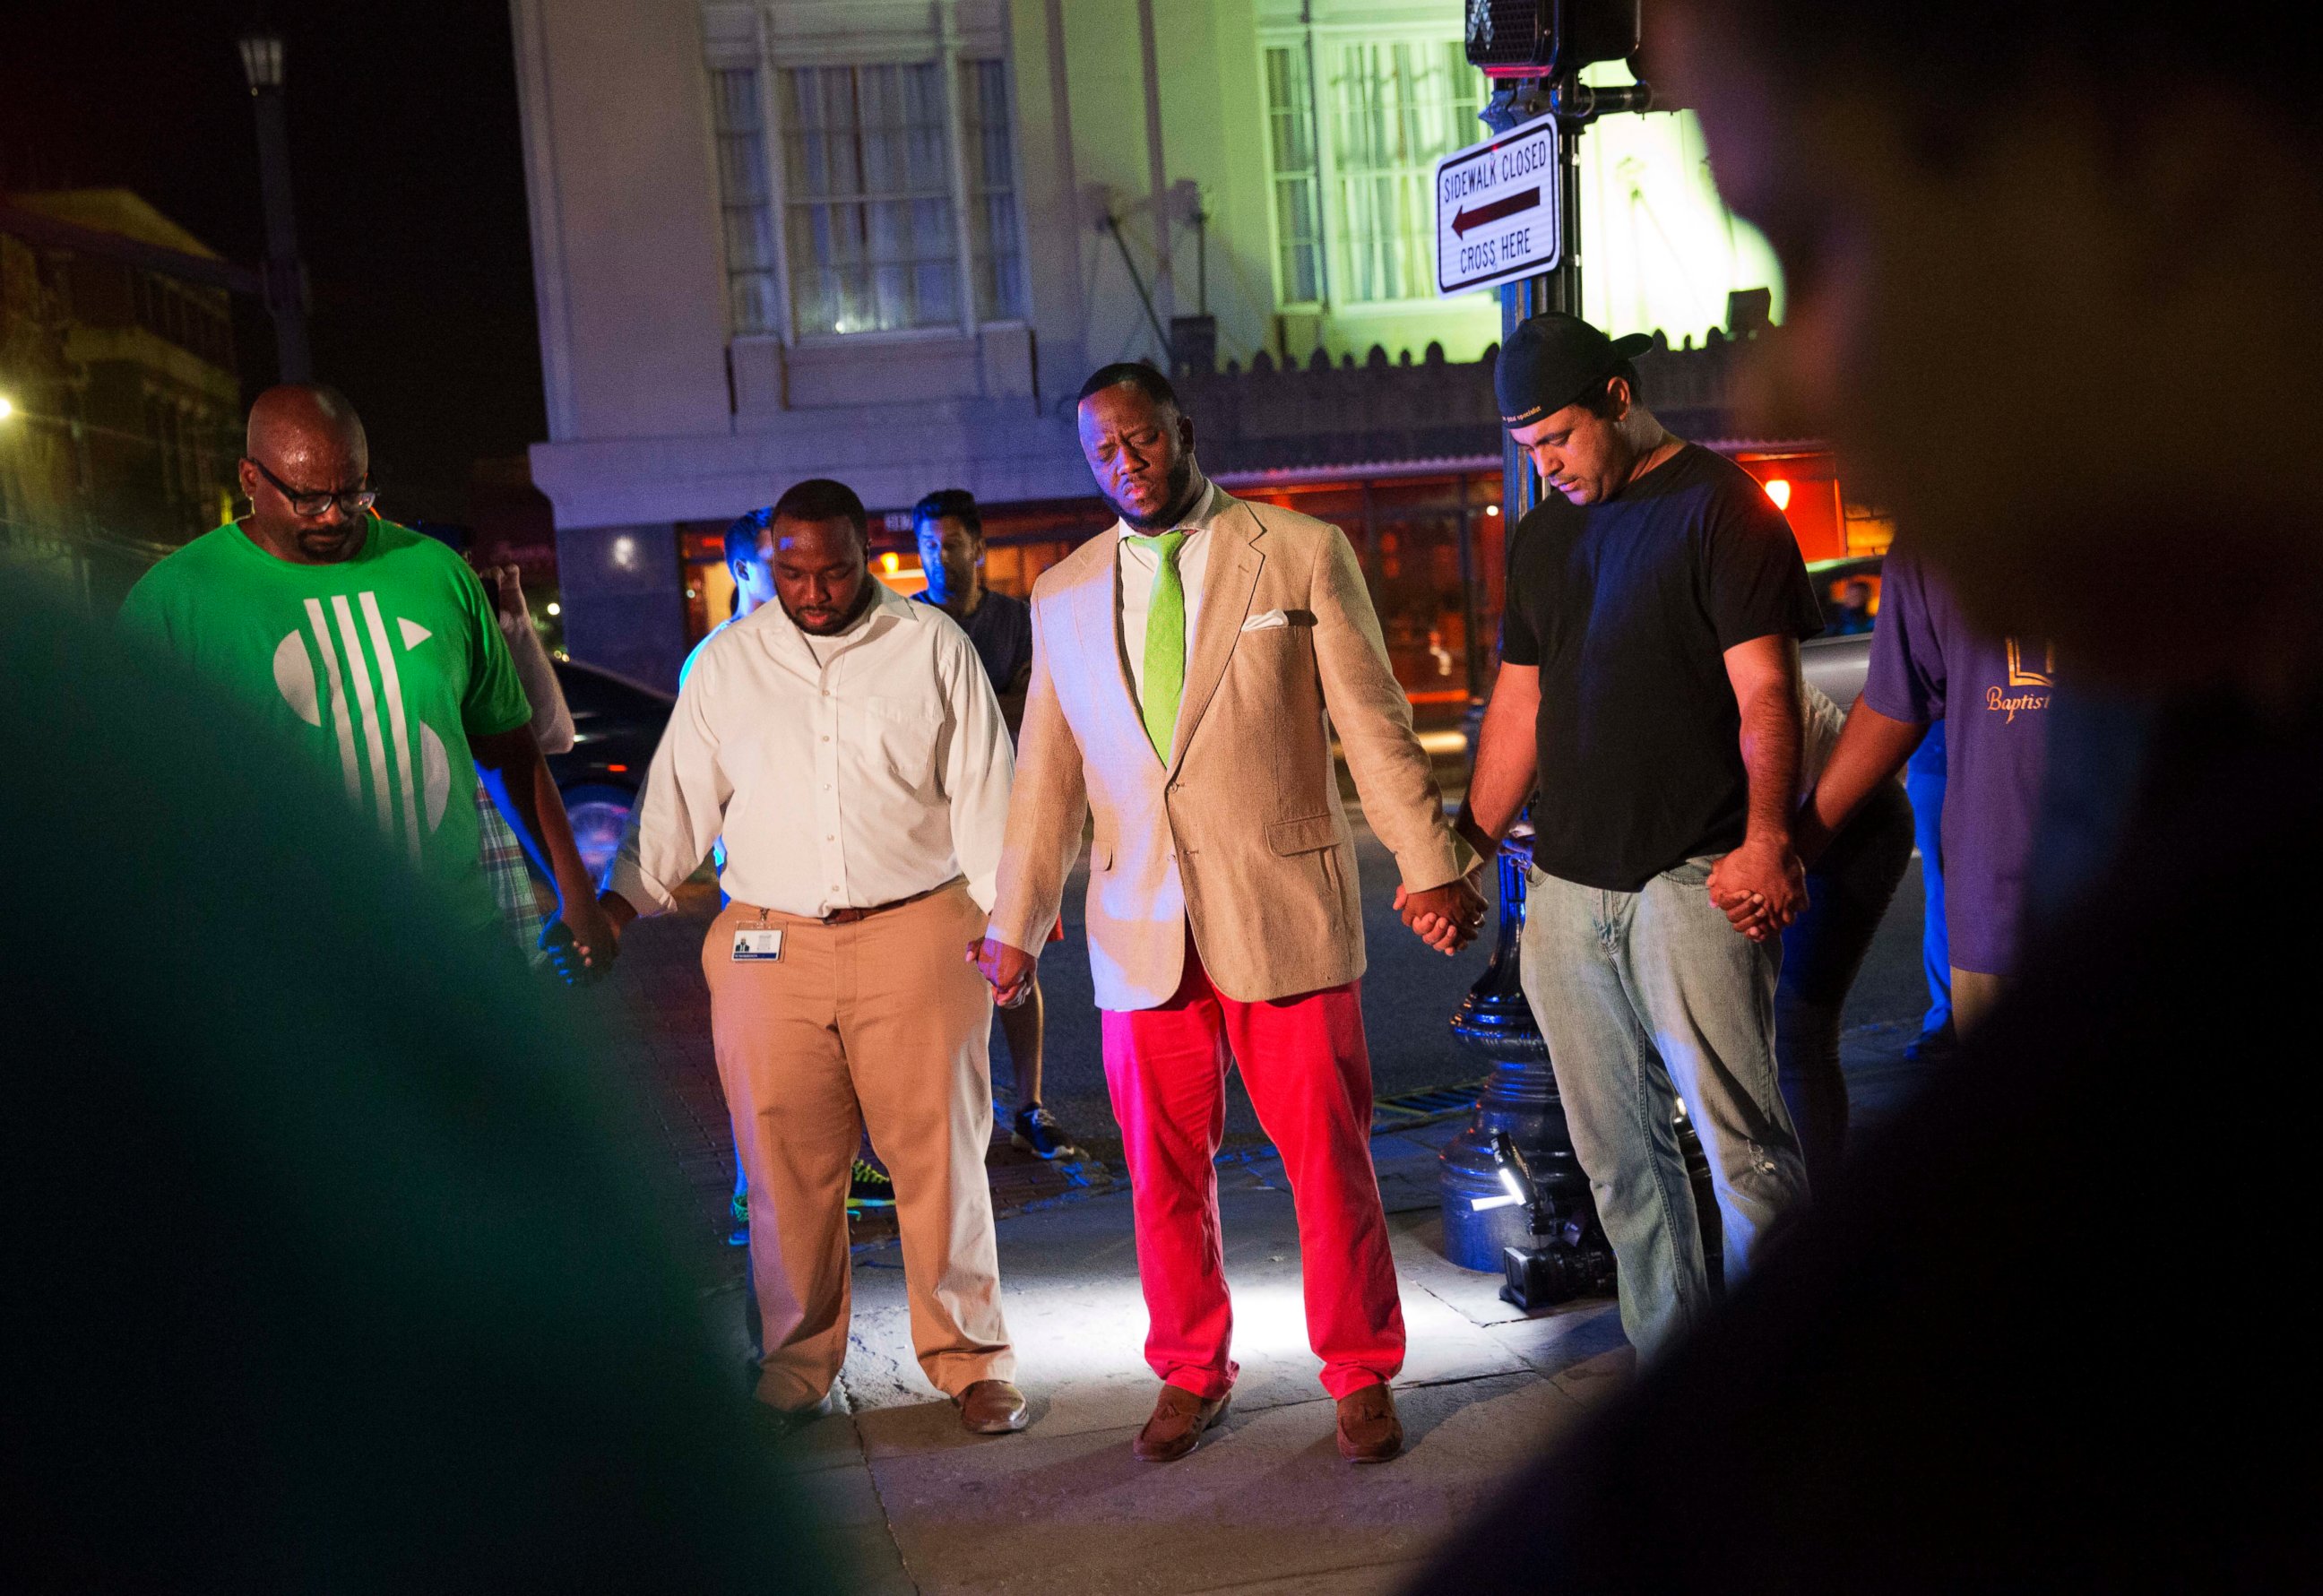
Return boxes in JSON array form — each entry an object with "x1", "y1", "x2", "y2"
[{"x1": 855, "y1": 694, "x2": 943, "y2": 789}]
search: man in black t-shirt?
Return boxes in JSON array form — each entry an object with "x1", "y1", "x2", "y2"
[
  {"x1": 1455, "y1": 314, "x2": 1824, "y2": 1362},
  {"x1": 912, "y1": 489, "x2": 1081, "y2": 1161}
]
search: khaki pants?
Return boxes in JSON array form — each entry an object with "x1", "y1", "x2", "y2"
[{"x1": 703, "y1": 884, "x2": 1012, "y2": 1409}]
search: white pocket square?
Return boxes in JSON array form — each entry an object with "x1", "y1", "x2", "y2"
[{"x1": 1241, "y1": 609, "x2": 1290, "y2": 632}]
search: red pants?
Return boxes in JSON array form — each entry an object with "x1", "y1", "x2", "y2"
[{"x1": 1100, "y1": 939, "x2": 1404, "y2": 1401}]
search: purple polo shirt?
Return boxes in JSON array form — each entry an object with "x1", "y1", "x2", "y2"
[{"x1": 1863, "y1": 544, "x2": 2051, "y2": 975}]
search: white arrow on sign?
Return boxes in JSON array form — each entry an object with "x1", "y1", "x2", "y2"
[{"x1": 1434, "y1": 110, "x2": 1561, "y2": 298}]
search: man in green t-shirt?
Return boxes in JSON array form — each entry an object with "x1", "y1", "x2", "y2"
[{"x1": 120, "y1": 384, "x2": 614, "y2": 970}]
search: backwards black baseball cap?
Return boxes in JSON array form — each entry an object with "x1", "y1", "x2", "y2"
[{"x1": 1494, "y1": 312, "x2": 1655, "y2": 427}]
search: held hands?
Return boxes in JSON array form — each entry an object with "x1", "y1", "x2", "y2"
[
  {"x1": 969, "y1": 936, "x2": 1039, "y2": 1007},
  {"x1": 1707, "y1": 838, "x2": 1809, "y2": 944},
  {"x1": 540, "y1": 893, "x2": 621, "y2": 985},
  {"x1": 1395, "y1": 872, "x2": 1489, "y2": 956},
  {"x1": 478, "y1": 560, "x2": 528, "y2": 626}
]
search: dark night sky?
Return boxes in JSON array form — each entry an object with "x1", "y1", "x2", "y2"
[{"x1": 0, "y1": 1, "x2": 546, "y2": 522}]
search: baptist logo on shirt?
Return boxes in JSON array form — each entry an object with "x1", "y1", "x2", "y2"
[
  {"x1": 270, "y1": 591, "x2": 454, "y2": 863},
  {"x1": 1988, "y1": 638, "x2": 2055, "y2": 722}
]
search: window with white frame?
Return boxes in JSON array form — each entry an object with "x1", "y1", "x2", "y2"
[
  {"x1": 710, "y1": 68, "x2": 782, "y2": 335},
  {"x1": 958, "y1": 57, "x2": 1027, "y2": 324},
  {"x1": 1260, "y1": 34, "x2": 1481, "y2": 307},
  {"x1": 707, "y1": 56, "x2": 1028, "y2": 340},
  {"x1": 1262, "y1": 46, "x2": 1324, "y2": 306}
]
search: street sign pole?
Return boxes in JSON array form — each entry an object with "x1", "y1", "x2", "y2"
[
  {"x1": 1475, "y1": 76, "x2": 1561, "y2": 529},
  {"x1": 1439, "y1": 55, "x2": 1667, "y2": 1280}
]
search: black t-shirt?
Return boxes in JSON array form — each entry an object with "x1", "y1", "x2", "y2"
[
  {"x1": 1501, "y1": 443, "x2": 1824, "y2": 890},
  {"x1": 915, "y1": 587, "x2": 1032, "y2": 698}
]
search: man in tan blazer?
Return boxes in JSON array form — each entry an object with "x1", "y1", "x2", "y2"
[{"x1": 975, "y1": 364, "x2": 1484, "y2": 1465}]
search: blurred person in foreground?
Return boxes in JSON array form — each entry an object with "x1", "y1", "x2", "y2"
[
  {"x1": 976, "y1": 364, "x2": 1484, "y2": 1465},
  {"x1": 117, "y1": 383, "x2": 614, "y2": 979},
  {"x1": 1413, "y1": 0, "x2": 2323, "y2": 1586},
  {"x1": 602, "y1": 479, "x2": 1028, "y2": 1436},
  {"x1": 4, "y1": 586, "x2": 824, "y2": 1590},
  {"x1": 913, "y1": 487, "x2": 1086, "y2": 1162}
]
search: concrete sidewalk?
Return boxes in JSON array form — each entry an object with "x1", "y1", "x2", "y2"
[{"x1": 751, "y1": 1119, "x2": 1631, "y2": 1596}]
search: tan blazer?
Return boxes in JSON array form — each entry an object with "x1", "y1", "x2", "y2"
[{"x1": 988, "y1": 488, "x2": 1467, "y2": 1009}]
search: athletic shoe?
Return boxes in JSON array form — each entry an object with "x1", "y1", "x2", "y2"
[
  {"x1": 848, "y1": 1159, "x2": 895, "y2": 1208},
  {"x1": 1905, "y1": 1022, "x2": 1958, "y2": 1064},
  {"x1": 1012, "y1": 1103, "x2": 1079, "y2": 1160}
]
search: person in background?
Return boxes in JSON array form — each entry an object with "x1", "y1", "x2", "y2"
[
  {"x1": 1830, "y1": 576, "x2": 1876, "y2": 635},
  {"x1": 117, "y1": 384, "x2": 614, "y2": 978},
  {"x1": 1902, "y1": 717, "x2": 1954, "y2": 1058},
  {"x1": 1777, "y1": 684, "x2": 1914, "y2": 1182},
  {"x1": 912, "y1": 488, "x2": 1084, "y2": 1162},
  {"x1": 605, "y1": 479, "x2": 1026, "y2": 1436},
  {"x1": 1792, "y1": 541, "x2": 2047, "y2": 1036},
  {"x1": 406, "y1": 519, "x2": 581, "y2": 970},
  {"x1": 471, "y1": 556, "x2": 578, "y2": 968},
  {"x1": 684, "y1": 507, "x2": 779, "y2": 687},
  {"x1": 1460, "y1": 312, "x2": 1820, "y2": 1365}
]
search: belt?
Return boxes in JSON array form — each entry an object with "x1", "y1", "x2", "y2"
[{"x1": 818, "y1": 881, "x2": 954, "y2": 926}]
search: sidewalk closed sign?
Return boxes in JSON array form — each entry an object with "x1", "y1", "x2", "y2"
[{"x1": 1434, "y1": 112, "x2": 1560, "y2": 297}]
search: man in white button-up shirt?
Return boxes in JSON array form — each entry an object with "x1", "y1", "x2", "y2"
[{"x1": 600, "y1": 479, "x2": 1027, "y2": 1436}]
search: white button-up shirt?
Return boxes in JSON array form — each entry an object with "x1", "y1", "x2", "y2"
[
  {"x1": 609, "y1": 582, "x2": 1014, "y2": 919},
  {"x1": 1115, "y1": 479, "x2": 1224, "y2": 704}
]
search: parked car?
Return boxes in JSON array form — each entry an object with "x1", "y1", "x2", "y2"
[
  {"x1": 1801, "y1": 553, "x2": 1884, "y2": 707},
  {"x1": 545, "y1": 658, "x2": 673, "y2": 884}
]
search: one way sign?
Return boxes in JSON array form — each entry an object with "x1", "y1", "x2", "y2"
[{"x1": 1434, "y1": 111, "x2": 1560, "y2": 297}]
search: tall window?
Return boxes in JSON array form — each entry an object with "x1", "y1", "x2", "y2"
[
  {"x1": 1262, "y1": 47, "x2": 1324, "y2": 306},
  {"x1": 1326, "y1": 39, "x2": 1479, "y2": 303},
  {"x1": 958, "y1": 57, "x2": 1028, "y2": 323},
  {"x1": 710, "y1": 55, "x2": 1027, "y2": 340},
  {"x1": 710, "y1": 69, "x2": 782, "y2": 335},
  {"x1": 780, "y1": 63, "x2": 958, "y2": 335}
]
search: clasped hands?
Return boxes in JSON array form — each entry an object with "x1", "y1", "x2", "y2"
[
  {"x1": 1394, "y1": 873, "x2": 1489, "y2": 956},
  {"x1": 1706, "y1": 837, "x2": 1809, "y2": 945}
]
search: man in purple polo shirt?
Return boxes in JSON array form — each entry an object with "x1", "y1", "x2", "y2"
[{"x1": 1790, "y1": 540, "x2": 2049, "y2": 1033}]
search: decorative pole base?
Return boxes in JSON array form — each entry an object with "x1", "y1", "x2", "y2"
[
  {"x1": 1436, "y1": 827, "x2": 1723, "y2": 1291},
  {"x1": 1438, "y1": 829, "x2": 1589, "y2": 1272}
]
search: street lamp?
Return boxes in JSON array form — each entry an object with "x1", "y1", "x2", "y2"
[{"x1": 238, "y1": 27, "x2": 312, "y2": 383}]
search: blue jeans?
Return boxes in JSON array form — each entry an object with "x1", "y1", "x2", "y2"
[{"x1": 1519, "y1": 857, "x2": 1811, "y2": 1361}]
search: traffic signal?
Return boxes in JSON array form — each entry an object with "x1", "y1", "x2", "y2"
[{"x1": 1463, "y1": 0, "x2": 1641, "y2": 78}]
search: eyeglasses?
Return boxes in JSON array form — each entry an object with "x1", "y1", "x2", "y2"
[{"x1": 246, "y1": 455, "x2": 378, "y2": 519}]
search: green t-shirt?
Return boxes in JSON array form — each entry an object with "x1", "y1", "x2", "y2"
[{"x1": 120, "y1": 515, "x2": 532, "y2": 927}]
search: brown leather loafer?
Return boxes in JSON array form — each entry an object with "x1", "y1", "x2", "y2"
[
  {"x1": 1131, "y1": 1383, "x2": 1231, "y2": 1462},
  {"x1": 1334, "y1": 1381, "x2": 1403, "y2": 1464},
  {"x1": 957, "y1": 1378, "x2": 1029, "y2": 1435}
]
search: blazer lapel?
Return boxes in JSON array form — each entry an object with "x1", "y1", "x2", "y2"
[{"x1": 1167, "y1": 497, "x2": 1263, "y2": 775}]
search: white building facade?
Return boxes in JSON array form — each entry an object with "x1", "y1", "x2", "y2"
[{"x1": 511, "y1": 0, "x2": 1779, "y2": 683}]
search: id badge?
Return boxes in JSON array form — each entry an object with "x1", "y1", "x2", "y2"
[{"x1": 732, "y1": 925, "x2": 785, "y2": 962}]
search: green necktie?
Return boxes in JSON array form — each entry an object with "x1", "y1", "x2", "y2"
[{"x1": 1127, "y1": 530, "x2": 1188, "y2": 761}]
